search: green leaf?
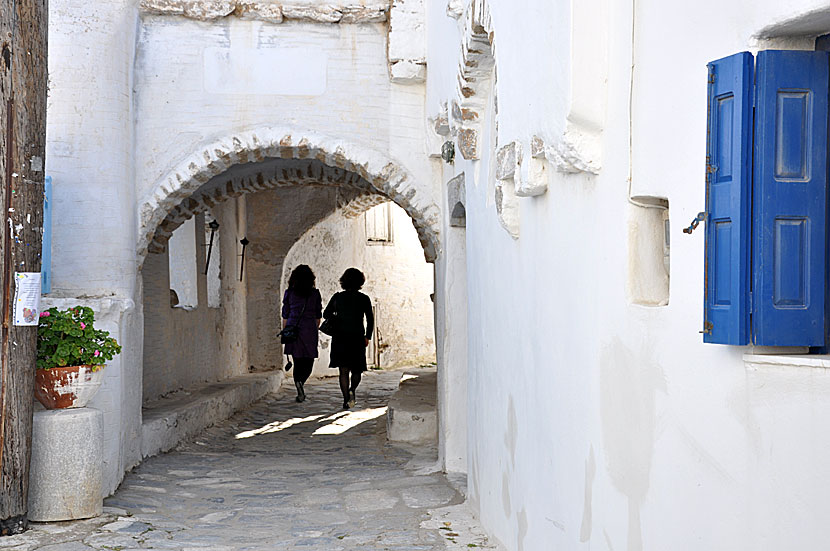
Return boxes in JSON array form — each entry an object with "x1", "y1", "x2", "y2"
[{"x1": 36, "y1": 306, "x2": 121, "y2": 370}]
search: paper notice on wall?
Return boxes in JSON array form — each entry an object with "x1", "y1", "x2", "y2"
[{"x1": 13, "y1": 272, "x2": 41, "y2": 326}]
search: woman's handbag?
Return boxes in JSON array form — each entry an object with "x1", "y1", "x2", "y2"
[
  {"x1": 319, "y1": 295, "x2": 339, "y2": 336},
  {"x1": 279, "y1": 324, "x2": 301, "y2": 344},
  {"x1": 319, "y1": 317, "x2": 337, "y2": 336},
  {"x1": 278, "y1": 292, "x2": 308, "y2": 344}
]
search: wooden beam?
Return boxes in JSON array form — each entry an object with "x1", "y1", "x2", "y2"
[{"x1": 0, "y1": 0, "x2": 47, "y2": 536}]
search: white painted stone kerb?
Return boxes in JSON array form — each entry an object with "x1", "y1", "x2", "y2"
[{"x1": 141, "y1": 371, "x2": 282, "y2": 458}]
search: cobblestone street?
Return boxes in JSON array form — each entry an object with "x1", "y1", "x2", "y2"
[{"x1": 2, "y1": 369, "x2": 498, "y2": 551}]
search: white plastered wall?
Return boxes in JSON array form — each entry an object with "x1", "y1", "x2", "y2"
[
  {"x1": 434, "y1": 163, "x2": 468, "y2": 475},
  {"x1": 133, "y1": 16, "x2": 433, "y2": 205},
  {"x1": 427, "y1": 0, "x2": 830, "y2": 550},
  {"x1": 45, "y1": 0, "x2": 142, "y2": 495}
]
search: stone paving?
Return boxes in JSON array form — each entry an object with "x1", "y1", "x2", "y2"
[{"x1": 1, "y1": 368, "x2": 501, "y2": 551}]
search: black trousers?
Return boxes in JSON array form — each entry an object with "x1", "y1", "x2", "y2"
[{"x1": 292, "y1": 357, "x2": 314, "y2": 384}]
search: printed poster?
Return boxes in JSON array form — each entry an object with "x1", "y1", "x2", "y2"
[{"x1": 14, "y1": 272, "x2": 41, "y2": 326}]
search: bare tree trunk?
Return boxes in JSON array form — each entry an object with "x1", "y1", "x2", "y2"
[{"x1": 0, "y1": 0, "x2": 47, "y2": 536}]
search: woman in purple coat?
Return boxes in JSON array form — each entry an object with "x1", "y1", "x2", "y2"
[{"x1": 282, "y1": 265, "x2": 323, "y2": 402}]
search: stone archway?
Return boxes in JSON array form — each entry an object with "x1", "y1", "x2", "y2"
[
  {"x1": 145, "y1": 159, "x2": 391, "y2": 254},
  {"x1": 137, "y1": 127, "x2": 442, "y2": 265},
  {"x1": 138, "y1": 127, "x2": 443, "y2": 401}
]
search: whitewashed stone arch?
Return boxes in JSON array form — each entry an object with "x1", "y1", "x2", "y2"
[
  {"x1": 147, "y1": 160, "x2": 388, "y2": 253},
  {"x1": 138, "y1": 128, "x2": 441, "y2": 265}
]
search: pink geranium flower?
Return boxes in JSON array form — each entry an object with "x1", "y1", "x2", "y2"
[
  {"x1": 80, "y1": 322, "x2": 86, "y2": 330},
  {"x1": 39, "y1": 311, "x2": 49, "y2": 317},
  {"x1": 94, "y1": 350, "x2": 100, "y2": 357}
]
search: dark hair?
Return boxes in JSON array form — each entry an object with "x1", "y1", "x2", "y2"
[
  {"x1": 339, "y1": 268, "x2": 365, "y2": 291},
  {"x1": 288, "y1": 265, "x2": 316, "y2": 296}
]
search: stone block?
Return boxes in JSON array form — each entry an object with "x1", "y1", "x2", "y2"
[
  {"x1": 28, "y1": 407, "x2": 104, "y2": 522},
  {"x1": 281, "y1": 4, "x2": 342, "y2": 22},
  {"x1": 495, "y1": 141, "x2": 521, "y2": 181},
  {"x1": 456, "y1": 128, "x2": 479, "y2": 160},
  {"x1": 388, "y1": 0, "x2": 426, "y2": 63},
  {"x1": 446, "y1": 0, "x2": 463, "y2": 18},
  {"x1": 390, "y1": 60, "x2": 426, "y2": 84},
  {"x1": 234, "y1": 1, "x2": 284, "y2": 23},
  {"x1": 140, "y1": 0, "x2": 236, "y2": 20},
  {"x1": 517, "y1": 135, "x2": 548, "y2": 197},
  {"x1": 340, "y1": 4, "x2": 389, "y2": 23},
  {"x1": 495, "y1": 181, "x2": 519, "y2": 238},
  {"x1": 497, "y1": 139, "x2": 548, "y2": 198},
  {"x1": 387, "y1": 370, "x2": 438, "y2": 443},
  {"x1": 433, "y1": 105, "x2": 450, "y2": 137}
]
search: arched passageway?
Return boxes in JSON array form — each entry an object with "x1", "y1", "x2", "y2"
[{"x1": 137, "y1": 130, "x2": 448, "y2": 455}]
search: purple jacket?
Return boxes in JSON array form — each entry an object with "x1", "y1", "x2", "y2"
[{"x1": 281, "y1": 288, "x2": 323, "y2": 358}]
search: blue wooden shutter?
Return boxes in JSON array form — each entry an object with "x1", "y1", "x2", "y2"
[
  {"x1": 41, "y1": 176, "x2": 52, "y2": 294},
  {"x1": 752, "y1": 50, "x2": 828, "y2": 346},
  {"x1": 703, "y1": 52, "x2": 753, "y2": 344}
]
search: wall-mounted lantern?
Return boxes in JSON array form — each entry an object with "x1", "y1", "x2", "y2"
[
  {"x1": 238, "y1": 237, "x2": 249, "y2": 282},
  {"x1": 204, "y1": 219, "x2": 220, "y2": 275},
  {"x1": 441, "y1": 140, "x2": 455, "y2": 164}
]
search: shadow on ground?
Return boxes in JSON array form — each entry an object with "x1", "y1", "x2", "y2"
[{"x1": 2, "y1": 368, "x2": 504, "y2": 551}]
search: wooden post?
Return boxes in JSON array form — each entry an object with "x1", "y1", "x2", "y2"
[{"x1": 0, "y1": 0, "x2": 47, "y2": 536}]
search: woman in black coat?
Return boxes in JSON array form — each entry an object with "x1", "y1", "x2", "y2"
[{"x1": 323, "y1": 268, "x2": 374, "y2": 409}]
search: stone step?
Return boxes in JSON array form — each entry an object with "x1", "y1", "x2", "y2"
[
  {"x1": 387, "y1": 368, "x2": 437, "y2": 443},
  {"x1": 141, "y1": 371, "x2": 282, "y2": 459}
]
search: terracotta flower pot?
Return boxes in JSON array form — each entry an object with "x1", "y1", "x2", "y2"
[{"x1": 34, "y1": 365, "x2": 105, "y2": 409}]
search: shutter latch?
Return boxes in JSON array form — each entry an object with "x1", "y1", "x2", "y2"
[{"x1": 683, "y1": 212, "x2": 706, "y2": 234}]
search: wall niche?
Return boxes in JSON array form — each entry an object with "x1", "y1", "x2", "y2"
[
  {"x1": 627, "y1": 196, "x2": 670, "y2": 307},
  {"x1": 447, "y1": 172, "x2": 466, "y2": 228}
]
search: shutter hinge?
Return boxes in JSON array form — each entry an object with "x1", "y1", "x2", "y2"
[
  {"x1": 683, "y1": 212, "x2": 706, "y2": 234},
  {"x1": 700, "y1": 321, "x2": 714, "y2": 334},
  {"x1": 708, "y1": 71, "x2": 716, "y2": 84}
]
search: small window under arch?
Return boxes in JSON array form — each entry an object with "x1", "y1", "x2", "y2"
[
  {"x1": 365, "y1": 203, "x2": 392, "y2": 243},
  {"x1": 168, "y1": 217, "x2": 198, "y2": 309}
]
